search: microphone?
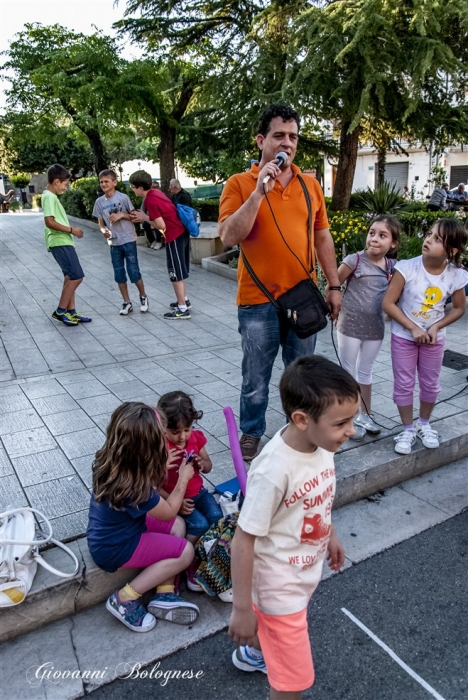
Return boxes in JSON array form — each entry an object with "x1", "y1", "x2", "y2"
[{"x1": 262, "y1": 151, "x2": 288, "y2": 184}]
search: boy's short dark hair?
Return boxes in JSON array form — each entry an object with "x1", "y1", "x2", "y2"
[
  {"x1": 47, "y1": 164, "x2": 71, "y2": 184},
  {"x1": 129, "y1": 170, "x2": 152, "y2": 191},
  {"x1": 257, "y1": 104, "x2": 300, "y2": 137},
  {"x1": 280, "y1": 356, "x2": 360, "y2": 422},
  {"x1": 99, "y1": 169, "x2": 118, "y2": 180}
]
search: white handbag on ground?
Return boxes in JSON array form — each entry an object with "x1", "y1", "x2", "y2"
[
  {"x1": 0, "y1": 507, "x2": 80, "y2": 607},
  {"x1": 218, "y1": 491, "x2": 241, "y2": 516}
]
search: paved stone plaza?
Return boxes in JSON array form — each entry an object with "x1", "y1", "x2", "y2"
[{"x1": 1, "y1": 212, "x2": 467, "y2": 541}]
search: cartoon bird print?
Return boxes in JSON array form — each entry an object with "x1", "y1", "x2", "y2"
[{"x1": 413, "y1": 286, "x2": 443, "y2": 318}]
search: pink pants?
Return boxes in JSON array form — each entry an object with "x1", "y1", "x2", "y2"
[
  {"x1": 391, "y1": 334, "x2": 445, "y2": 406},
  {"x1": 122, "y1": 515, "x2": 187, "y2": 568}
]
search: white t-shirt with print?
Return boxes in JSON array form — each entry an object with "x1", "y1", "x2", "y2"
[
  {"x1": 238, "y1": 428, "x2": 336, "y2": 616},
  {"x1": 392, "y1": 256, "x2": 468, "y2": 342}
]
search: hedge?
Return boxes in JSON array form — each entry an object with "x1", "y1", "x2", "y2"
[{"x1": 194, "y1": 199, "x2": 219, "y2": 222}]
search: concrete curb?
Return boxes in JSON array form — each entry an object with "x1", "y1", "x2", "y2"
[
  {"x1": 334, "y1": 410, "x2": 468, "y2": 508},
  {"x1": 1, "y1": 410, "x2": 466, "y2": 644}
]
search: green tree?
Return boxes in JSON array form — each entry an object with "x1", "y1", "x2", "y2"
[
  {"x1": 2, "y1": 24, "x2": 124, "y2": 174},
  {"x1": 292, "y1": 0, "x2": 468, "y2": 210},
  {"x1": 0, "y1": 113, "x2": 94, "y2": 178},
  {"x1": 120, "y1": 58, "x2": 199, "y2": 192},
  {"x1": 117, "y1": 0, "x2": 335, "y2": 183}
]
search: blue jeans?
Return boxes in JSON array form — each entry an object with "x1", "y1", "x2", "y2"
[
  {"x1": 110, "y1": 242, "x2": 141, "y2": 284},
  {"x1": 182, "y1": 487, "x2": 223, "y2": 538},
  {"x1": 238, "y1": 302, "x2": 317, "y2": 438}
]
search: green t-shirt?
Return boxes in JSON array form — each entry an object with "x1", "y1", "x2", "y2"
[{"x1": 42, "y1": 189, "x2": 75, "y2": 251}]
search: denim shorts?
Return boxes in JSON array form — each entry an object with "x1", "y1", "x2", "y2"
[
  {"x1": 50, "y1": 245, "x2": 84, "y2": 281},
  {"x1": 110, "y1": 242, "x2": 141, "y2": 284},
  {"x1": 182, "y1": 487, "x2": 223, "y2": 537}
]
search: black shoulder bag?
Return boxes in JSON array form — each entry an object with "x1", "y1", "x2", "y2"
[{"x1": 240, "y1": 175, "x2": 329, "y2": 339}]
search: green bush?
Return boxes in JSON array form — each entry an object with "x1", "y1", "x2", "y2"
[
  {"x1": 10, "y1": 173, "x2": 30, "y2": 189},
  {"x1": 357, "y1": 182, "x2": 407, "y2": 214},
  {"x1": 195, "y1": 199, "x2": 219, "y2": 222},
  {"x1": 348, "y1": 190, "x2": 368, "y2": 210},
  {"x1": 60, "y1": 189, "x2": 87, "y2": 218},
  {"x1": 8, "y1": 201, "x2": 22, "y2": 212},
  {"x1": 397, "y1": 210, "x2": 460, "y2": 236},
  {"x1": 32, "y1": 194, "x2": 42, "y2": 209},
  {"x1": 328, "y1": 211, "x2": 369, "y2": 259},
  {"x1": 397, "y1": 233, "x2": 423, "y2": 260},
  {"x1": 71, "y1": 177, "x2": 101, "y2": 216}
]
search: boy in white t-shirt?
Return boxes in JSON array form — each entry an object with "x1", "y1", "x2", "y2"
[{"x1": 229, "y1": 356, "x2": 360, "y2": 699}]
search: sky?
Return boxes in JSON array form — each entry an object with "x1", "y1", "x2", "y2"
[{"x1": 0, "y1": 0, "x2": 142, "y2": 109}]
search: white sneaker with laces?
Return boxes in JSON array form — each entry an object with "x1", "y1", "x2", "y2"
[
  {"x1": 232, "y1": 646, "x2": 267, "y2": 674},
  {"x1": 394, "y1": 429, "x2": 416, "y2": 454},
  {"x1": 154, "y1": 242, "x2": 162, "y2": 250},
  {"x1": 140, "y1": 296, "x2": 149, "y2": 312},
  {"x1": 416, "y1": 422, "x2": 439, "y2": 449},
  {"x1": 119, "y1": 301, "x2": 133, "y2": 315}
]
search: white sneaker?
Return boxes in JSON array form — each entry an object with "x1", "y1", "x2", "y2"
[
  {"x1": 218, "y1": 588, "x2": 233, "y2": 603},
  {"x1": 232, "y1": 646, "x2": 267, "y2": 674},
  {"x1": 153, "y1": 242, "x2": 162, "y2": 250},
  {"x1": 394, "y1": 430, "x2": 416, "y2": 454},
  {"x1": 416, "y1": 422, "x2": 439, "y2": 449},
  {"x1": 119, "y1": 301, "x2": 133, "y2": 315},
  {"x1": 150, "y1": 241, "x2": 157, "y2": 249},
  {"x1": 140, "y1": 296, "x2": 149, "y2": 312}
]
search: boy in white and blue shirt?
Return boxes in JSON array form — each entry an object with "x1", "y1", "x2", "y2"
[{"x1": 93, "y1": 169, "x2": 149, "y2": 315}]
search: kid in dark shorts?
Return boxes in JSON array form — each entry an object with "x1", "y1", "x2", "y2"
[
  {"x1": 129, "y1": 170, "x2": 192, "y2": 320},
  {"x1": 42, "y1": 164, "x2": 91, "y2": 327}
]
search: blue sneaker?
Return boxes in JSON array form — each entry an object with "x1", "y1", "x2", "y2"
[
  {"x1": 147, "y1": 592, "x2": 199, "y2": 625},
  {"x1": 70, "y1": 312, "x2": 92, "y2": 323},
  {"x1": 232, "y1": 646, "x2": 267, "y2": 674},
  {"x1": 106, "y1": 591, "x2": 156, "y2": 633},
  {"x1": 52, "y1": 310, "x2": 78, "y2": 326}
]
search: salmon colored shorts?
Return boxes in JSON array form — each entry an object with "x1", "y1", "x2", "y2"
[{"x1": 253, "y1": 603, "x2": 314, "y2": 692}]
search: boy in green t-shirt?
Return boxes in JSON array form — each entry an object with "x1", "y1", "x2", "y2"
[{"x1": 42, "y1": 164, "x2": 91, "y2": 326}]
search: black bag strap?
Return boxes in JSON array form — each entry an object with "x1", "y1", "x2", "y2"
[
  {"x1": 240, "y1": 173, "x2": 317, "y2": 300},
  {"x1": 297, "y1": 175, "x2": 315, "y2": 274}
]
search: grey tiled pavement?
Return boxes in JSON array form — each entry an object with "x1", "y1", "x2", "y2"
[{"x1": 0, "y1": 212, "x2": 467, "y2": 540}]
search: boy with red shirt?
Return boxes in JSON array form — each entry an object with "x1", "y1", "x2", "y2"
[{"x1": 130, "y1": 170, "x2": 192, "y2": 319}]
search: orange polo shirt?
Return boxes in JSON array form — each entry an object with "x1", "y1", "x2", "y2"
[{"x1": 219, "y1": 163, "x2": 329, "y2": 306}]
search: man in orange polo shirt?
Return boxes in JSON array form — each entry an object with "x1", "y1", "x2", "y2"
[{"x1": 219, "y1": 104, "x2": 342, "y2": 461}]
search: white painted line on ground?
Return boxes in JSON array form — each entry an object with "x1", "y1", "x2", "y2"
[{"x1": 341, "y1": 608, "x2": 447, "y2": 700}]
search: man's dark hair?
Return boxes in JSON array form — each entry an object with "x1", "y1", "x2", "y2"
[
  {"x1": 129, "y1": 170, "x2": 152, "y2": 191},
  {"x1": 280, "y1": 356, "x2": 360, "y2": 422},
  {"x1": 257, "y1": 104, "x2": 300, "y2": 137},
  {"x1": 99, "y1": 169, "x2": 118, "y2": 180},
  {"x1": 47, "y1": 164, "x2": 71, "y2": 184}
]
